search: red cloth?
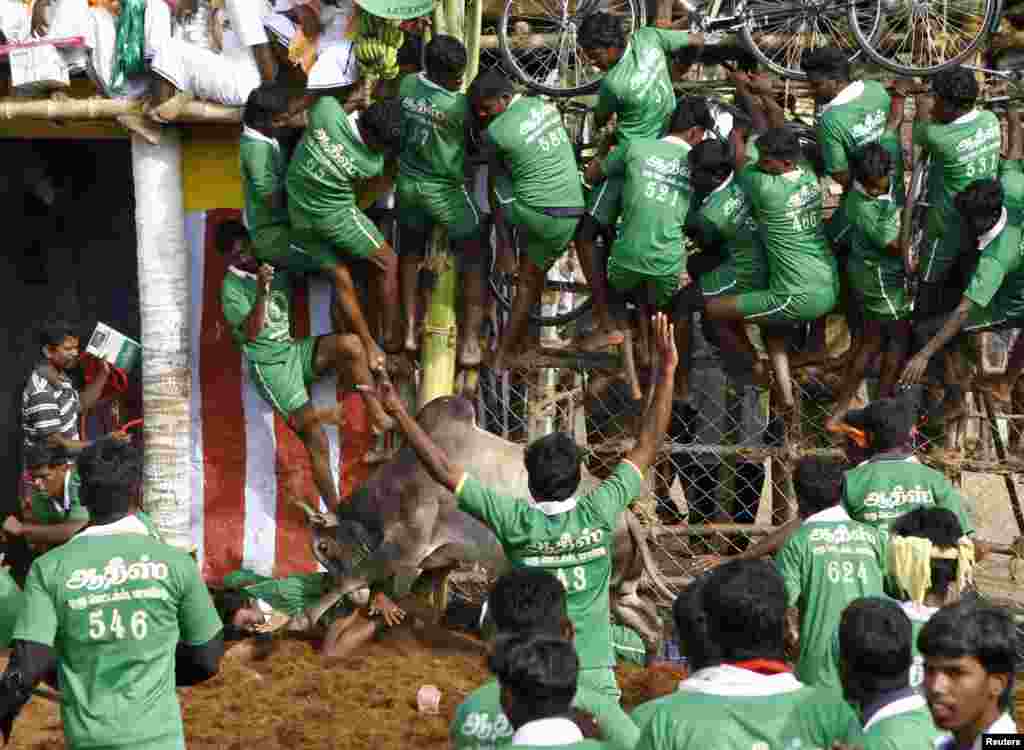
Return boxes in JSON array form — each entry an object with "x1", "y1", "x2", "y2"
[
  {"x1": 81, "y1": 352, "x2": 130, "y2": 400},
  {"x1": 728, "y1": 659, "x2": 792, "y2": 675}
]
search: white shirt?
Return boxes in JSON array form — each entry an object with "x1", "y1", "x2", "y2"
[
  {"x1": 511, "y1": 717, "x2": 584, "y2": 746},
  {"x1": 937, "y1": 712, "x2": 1017, "y2": 750}
]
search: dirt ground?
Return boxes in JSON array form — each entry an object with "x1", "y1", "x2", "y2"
[{"x1": 7, "y1": 628, "x2": 684, "y2": 750}]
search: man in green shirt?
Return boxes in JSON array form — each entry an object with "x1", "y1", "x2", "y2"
[
  {"x1": 777, "y1": 457, "x2": 886, "y2": 689},
  {"x1": 4, "y1": 444, "x2": 88, "y2": 550},
  {"x1": 573, "y1": 13, "x2": 708, "y2": 352},
  {"x1": 452, "y1": 568, "x2": 638, "y2": 750},
  {"x1": 217, "y1": 220, "x2": 392, "y2": 514},
  {"x1": 902, "y1": 179, "x2": 1024, "y2": 388},
  {"x1": 582, "y1": 96, "x2": 711, "y2": 399},
  {"x1": 469, "y1": 70, "x2": 586, "y2": 372},
  {"x1": 0, "y1": 570, "x2": 23, "y2": 651},
  {"x1": 920, "y1": 601, "x2": 1019, "y2": 749},
  {"x1": 377, "y1": 312, "x2": 679, "y2": 698},
  {"x1": 0, "y1": 440, "x2": 225, "y2": 748},
  {"x1": 838, "y1": 598, "x2": 944, "y2": 749},
  {"x1": 287, "y1": 98, "x2": 401, "y2": 374},
  {"x1": 888, "y1": 507, "x2": 972, "y2": 692},
  {"x1": 396, "y1": 35, "x2": 486, "y2": 368},
  {"x1": 631, "y1": 560, "x2": 863, "y2": 749}
]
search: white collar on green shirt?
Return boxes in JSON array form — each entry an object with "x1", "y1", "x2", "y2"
[
  {"x1": 862, "y1": 693, "x2": 928, "y2": 732},
  {"x1": 533, "y1": 497, "x2": 578, "y2": 515},
  {"x1": 418, "y1": 72, "x2": 456, "y2": 96},
  {"x1": 821, "y1": 80, "x2": 864, "y2": 114},
  {"x1": 51, "y1": 466, "x2": 73, "y2": 514},
  {"x1": 678, "y1": 665, "x2": 805, "y2": 697},
  {"x1": 977, "y1": 207, "x2": 1008, "y2": 251},
  {"x1": 348, "y1": 110, "x2": 364, "y2": 143},
  {"x1": 512, "y1": 717, "x2": 583, "y2": 746},
  {"x1": 950, "y1": 109, "x2": 980, "y2": 126},
  {"x1": 228, "y1": 265, "x2": 259, "y2": 280},
  {"x1": 701, "y1": 171, "x2": 735, "y2": 206},
  {"x1": 76, "y1": 514, "x2": 150, "y2": 538},
  {"x1": 804, "y1": 504, "x2": 850, "y2": 524},
  {"x1": 853, "y1": 180, "x2": 893, "y2": 202},
  {"x1": 899, "y1": 600, "x2": 939, "y2": 624},
  {"x1": 242, "y1": 125, "x2": 280, "y2": 150}
]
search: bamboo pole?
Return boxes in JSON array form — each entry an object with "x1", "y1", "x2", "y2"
[
  {"x1": 418, "y1": 228, "x2": 459, "y2": 410},
  {"x1": 0, "y1": 96, "x2": 241, "y2": 123}
]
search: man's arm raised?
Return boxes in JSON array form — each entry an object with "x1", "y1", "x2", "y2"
[
  {"x1": 374, "y1": 382, "x2": 465, "y2": 493},
  {"x1": 625, "y1": 313, "x2": 679, "y2": 475}
]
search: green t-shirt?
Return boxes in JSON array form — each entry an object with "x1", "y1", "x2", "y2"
[
  {"x1": 0, "y1": 569, "x2": 24, "y2": 650},
  {"x1": 456, "y1": 461, "x2": 643, "y2": 672},
  {"x1": 843, "y1": 132, "x2": 906, "y2": 276},
  {"x1": 485, "y1": 95, "x2": 584, "y2": 210},
  {"x1": 842, "y1": 454, "x2": 975, "y2": 542},
  {"x1": 693, "y1": 173, "x2": 768, "y2": 292},
  {"x1": 742, "y1": 164, "x2": 837, "y2": 294},
  {"x1": 13, "y1": 516, "x2": 223, "y2": 749},
  {"x1": 594, "y1": 28, "x2": 692, "y2": 145},
  {"x1": 631, "y1": 669, "x2": 863, "y2": 750},
  {"x1": 287, "y1": 97, "x2": 384, "y2": 212},
  {"x1": 31, "y1": 464, "x2": 88, "y2": 526},
  {"x1": 224, "y1": 569, "x2": 329, "y2": 617},
  {"x1": 451, "y1": 678, "x2": 639, "y2": 750},
  {"x1": 604, "y1": 136, "x2": 692, "y2": 278},
  {"x1": 134, "y1": 511, "x2": 167, "y2": 544},
  {"x1": 398, "y1": 72, "x2": 469, "y2": 184},
  {"x1": 964, "y1": 217, "x2": 1024, "y2": 318},
  {"x1": 861, "y1": 695, "x2": 943, "y2": 750},
  {"x1": 900, "y1": 601, "x2": 938, "y2": 693},
  {"x1": 240, "y1": 127, "x2": 289, "y2": 236},
  {"x1": 777, "y1": 507, "x2": 886, "y2": 688},
  {"x1": 913, "y1": 109, "x2": 1001, "y2": 240},
  {"x1": 818, "y1": 80, "x2": 891, "y2": 177},
  {"x1": 220, "y1": 265, "x2": 297, "y2": 365},
  {"x1": 1003, "y1": 160, "x2": 1024, "y2": 226},
  {"x1": 515, "y1": 742, "x2": 608, "y2": 750}
]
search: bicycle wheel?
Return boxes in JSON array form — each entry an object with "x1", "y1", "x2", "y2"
[
  {"x1": 850, "y1": 0, "x2": 998, "y2": 76},
  {"x1": 900, "y1": 155, "x2": 930, "y2": 299},
  {"x1": 498, "y1": 0, "x2": 644, "y2": 97},
  {"x1": 741, "y1": 0, "x2": 880, "y2": 80}
]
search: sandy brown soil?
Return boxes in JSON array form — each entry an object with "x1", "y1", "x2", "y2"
[{"x1": 7, "y1": 628, "x2": 684, "y2": 750}]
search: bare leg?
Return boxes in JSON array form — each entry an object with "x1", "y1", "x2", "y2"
[
  {"x1": 494, "y1": 258, "x2": 546, "y2": 372},
  {"x1": 367, "y1": 243, "x2": 401, "y2": 358},
  {"x1": 575, "y1": 218, "x2": 623, "y2": 350},
  {"x1": 400, "y1": 253, "x2": 422, "y2": 353},
  {"x1": 320, "y1": 610, "x2": 379, "y2": 660},
  {"x1": 672, "y1": 312, "x2": 691, "y2": 402},
  {"x1": 826, "y1": 322, "x2": 882, "y2": 431},
  {"x1": 291, "y1": 403, "x2": 340, "y2": 512},
  {"x1": 764, "y1": 331, "x2": 794, "y2": 409},
  {"x1": 878, "y1": 320, "x2": 912, "y2": 398},
  {"x1": 314, "y1": 333, "x2": 394, "y2": 433},
  {"x1": 456, "y1": 240, "x2": 486, "y2": 368}
]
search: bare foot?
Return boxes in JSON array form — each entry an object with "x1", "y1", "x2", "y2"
[
  {"x1": 404, "y1": 324, "x2": 418, "y2": 354},
  {"x1": 116, "y1": 113, "x2": 163, "y2": 145},
  {"x1": 457, "y1": 335, "x2": 483, "y2": 368},
  {"x1": 577, "y1": 328, "x2": 625, "y2": 352},
  {"x1": 365, "y1": 340, "x2": 387, "y2": 375},
  {"x1": 148, "y1": 90, "x2": 193, "y2": 123}
]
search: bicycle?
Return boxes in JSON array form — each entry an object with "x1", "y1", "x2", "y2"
[{"x1": 498, "y1": 0, "x2": 998, "y2": 95}]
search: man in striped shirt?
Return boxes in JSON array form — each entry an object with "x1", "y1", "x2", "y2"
[{"x1": 21, "y1": 322, "x2": 116, "y2": 455}]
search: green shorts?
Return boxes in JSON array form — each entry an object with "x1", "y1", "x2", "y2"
[
  {"x1": 395, "y1": 175, "x2": 481, "y2": 242},
  {"x1": 847, "y1": 256, "x2": 911, "y2": 321},
  {"x1": 607, "y1": 255, "x2": 683, "y2": 310},
  {"x1": 700, "y1": 262, "x2": 737, "y2": 298},
  {"x1": 251, "y1": 224, "x2": 327, "y2": 274},
  {"x1": 586, "y1": 174, "x2": 624, "y2": 228},
  {"x1": 735, "y1": 286, "x2": 838, "y2": 324},
  {"x1": 289, "y1": 202, "x2": 385, "y2": 262},
  {"x1": 248, "y1": 336, "x2": 319, "y2": 419},
  {"x1": 921, "y1": 218, "x2": 964, "y2": 284},
  {"x1": 963, "y1": 295, "x2": 1024, "y2": 332},
  {"x1": 496, "y1": 178, "x2": 580, "y2": 270}
]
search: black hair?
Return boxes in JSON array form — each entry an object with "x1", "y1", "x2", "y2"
[
  {"x1": 577, "y1": 12, "x2": 626, "y2": 51},
  {"x1": 891, "y1": 507, "x2": 965, "y2": 599},
  {"x1": 700, "y1": 560, "x2": 787, "y2": 662},
  {"x1": 242, "y1": 84, "x2": 291, "y2": 130},
  {"x1": 425, "y1": 34, "x2": 467, "y2": 78},
  {"x1": 489, "y1": 568, "x2": 568, "y2": 636},
  {"x1": 360, "y1": 99, "x2": 403, "y2": 151},
  {"x1": 212, "y1": 589, "x2": 256, "y2": 641},
  {"x1": 468, "y1": 68, "x2": 515, "y2": 103},
  {"x1": 215, "y1": 219, "x2": 249, "y2": 256},
  {"x1": 840, "y1": 597, "x2": 913, "y2": 701},
  {"x1": 672, "y1": 576, "x2": 720, "y2": 671},
  {"x1": 40, "y1": 321, "x2": 77, "y2": 350},
  {"x1": 670, "y1": 96, "x2": 713, "y2": 134},
  {"x1": 757, "y1": 127, "x2": 802, "y2": 162},
  {"x1": 955, "y1": 179, "x2": 1004, "y2": 225},
  {"x1": 689, "y1": 139, "x2": 734, "y2": 180},
  {"x1": 397, "y1": 32, "x2": 423, "y2": 70},
  {"x1": 76, "y1": 438, "x2": 141, "y2": 520},
  {"x1": 524, "y1": 432, "x2": 582, "y2": 503},
  {"x1": 489, "y1": 632, "x2": 578, "y2": 724},
  {"x1": 673, "y1": 44, "x2": 757, "y2": 72},
  {"x1": 932, "y1": 66, "x2": 979, "y2": 109},
  {"x1": 800, "y1": 48, "x2": 851, "y2": 81},
  {"x1": 793, "y1": 457, "x2": 845, "y2": 517},
  {"x1": 851, "y1": 142, "x2": 893, "y2": 186},
  {"x1": 23, "y1": 443, "x2": 56, "y2": 470},
  {"x1": 919, "y1": 600, "x2": 1018, "y2": 709}
]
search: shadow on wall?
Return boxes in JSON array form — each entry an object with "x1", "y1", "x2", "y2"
[{"x1": 0, "y1": 139, "x2": 139, "y2": 580}]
